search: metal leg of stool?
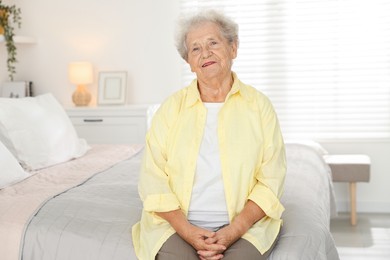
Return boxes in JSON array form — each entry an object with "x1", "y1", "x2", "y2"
[{"x1": 349, "y1": 182, "x2": 357, "y2": 225}]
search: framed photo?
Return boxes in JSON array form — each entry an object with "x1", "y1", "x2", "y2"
[
  {"x1": 1, "y1": 81, "x2": 29, "y2": 98},
  {"x1": 98, "y1": 71, "x2": 127, "y2": 105}
]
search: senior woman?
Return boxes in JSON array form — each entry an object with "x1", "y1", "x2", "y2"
[{"x1": 132, "y1": 10, "x2": 286, "y2": 260}]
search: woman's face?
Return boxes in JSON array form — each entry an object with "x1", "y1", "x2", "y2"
[{"x1": 185, "y1": 22, "x2": 237, "y2": 82}]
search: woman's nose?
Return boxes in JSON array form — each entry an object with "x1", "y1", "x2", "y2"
[{"x1": 202, "y1": 49, "x2": 212, "y2": 59}]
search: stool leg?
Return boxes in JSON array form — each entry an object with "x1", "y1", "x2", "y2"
[{"x1": 349, "y1": 182, "x2": 357, "y2": 225}]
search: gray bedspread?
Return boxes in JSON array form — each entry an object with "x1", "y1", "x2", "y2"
[
  {"x1": 269, "y1": 143, "x2": 339, "y2": 260},
  {"x1": 21, "y1": 152, "x2": 143, "y2": 260},
  {"x1": 21, "y1": 144, "x2": 339, "y2": 260}
]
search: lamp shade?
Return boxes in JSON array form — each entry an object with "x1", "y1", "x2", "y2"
[{"x1": 68, "y1": 62, "x2": 93, "y2": 85}]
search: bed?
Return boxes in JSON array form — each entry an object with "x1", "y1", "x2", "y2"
[{"x1": 0, "y1": 94, "x2": 339, "y2": 260}]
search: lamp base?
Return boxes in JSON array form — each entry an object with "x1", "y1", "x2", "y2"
[{"x1": 72, "y1": 85, "x2": 91, "y2": 106}]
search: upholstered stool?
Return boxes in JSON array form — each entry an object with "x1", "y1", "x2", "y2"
[{"x1": 324, "y1": 154, "x2": 370, "y2": 225}]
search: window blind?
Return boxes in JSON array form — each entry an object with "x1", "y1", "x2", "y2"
[{"x1": 179, "y1": 0, "x2": 390, "y2": 140}]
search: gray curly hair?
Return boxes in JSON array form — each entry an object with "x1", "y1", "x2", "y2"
[{"x1": 175, "y1": 9, "x2": 239, "y2": 61}]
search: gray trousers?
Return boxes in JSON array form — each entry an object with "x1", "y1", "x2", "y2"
[{"x1": 156, "y1": 233, "x2": 278, "y2": 260}]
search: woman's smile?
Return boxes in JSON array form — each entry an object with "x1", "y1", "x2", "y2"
[{"x1": 202, "y1": 61, "x2": 216, "y2": 67}]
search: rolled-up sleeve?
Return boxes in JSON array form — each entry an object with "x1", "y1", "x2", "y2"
[
  {"x1": 248, "y1": 97, "x2": 286, "y2": 220},
  {"x1": 139, "y1": 102, "x2": 181, "y2": 213}
]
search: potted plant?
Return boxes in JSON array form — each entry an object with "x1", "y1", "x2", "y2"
[{"x1": 0, "y1": 0, "x2": 21, "y2": 81}]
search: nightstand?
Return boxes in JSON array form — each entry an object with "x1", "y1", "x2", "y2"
[{"x1": 66, "y1": 105, "x2": 149, "y2": 144}]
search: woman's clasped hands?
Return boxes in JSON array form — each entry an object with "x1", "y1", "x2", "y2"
[{"x1": 184, "y1": 224, "x2": 240, "y2": 260}]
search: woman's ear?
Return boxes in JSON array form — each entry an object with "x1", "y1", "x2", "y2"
[{"x1": 231, "y1": 41, "x2": 238, "y2": 59}]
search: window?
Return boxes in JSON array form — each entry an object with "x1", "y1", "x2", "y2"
[{"x1": 180, "y1": 0, "x2": 390, "y2": 140}]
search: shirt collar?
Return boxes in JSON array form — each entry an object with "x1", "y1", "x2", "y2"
[{"x1": 185, "y1": 72, "x2": 252, "y2": 108}]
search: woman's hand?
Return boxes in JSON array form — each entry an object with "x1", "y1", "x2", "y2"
[
  {"x1": 180, "y1": 226, "x2": 225, "y2": 260},
  {"x1": 198, "y1": 200, "x2": 266, "y2": 259},
  {"x1": 180, "y1": 224, "x2": 226, "y2": 253},
  {"x1": 212, "y1": 224, "x2": 240, "y2": 248},
  {"x1": 197, "y1": 225, "x2": 240, "y2": 259},
  {"x1": 156, "y1": 209, "x2": 226, "y2": 254}
]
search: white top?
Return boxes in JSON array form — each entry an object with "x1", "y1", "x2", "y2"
[{"x1": 188, "y1": 102, "x2": 229, "y2": 231}]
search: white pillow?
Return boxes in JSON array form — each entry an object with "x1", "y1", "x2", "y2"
[
  {"x1": 0, "y1": 141, "x2": 29, "y2": 189},
  {"x1": 0, "y1": 93, "x2": 90, "y2": 170}
]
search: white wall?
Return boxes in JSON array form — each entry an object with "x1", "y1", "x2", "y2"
[
  {"x1": 1, "y1": 0, "x2": 389, "y2": 213},
  {"x1": 0, "y1": 0, "x2": 183, "y2": 106}
]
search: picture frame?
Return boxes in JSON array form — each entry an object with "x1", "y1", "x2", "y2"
[
  {"x1": 97, "y1": 71, "x2": 127, "y2": 105},
  {"x1": 1, "y1": 81, "x2": 30, "y2": 98}
]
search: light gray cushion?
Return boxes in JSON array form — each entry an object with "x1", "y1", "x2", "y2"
[{"x1": 324, "y1": 154, "x2": 370, "y2": 182}]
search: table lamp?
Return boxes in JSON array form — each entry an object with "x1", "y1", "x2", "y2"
[{"x1": 68, "y1": 62, "x2": 93, "y2": 106}]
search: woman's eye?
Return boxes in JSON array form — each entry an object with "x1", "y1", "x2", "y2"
[
  {"x1": 211, "y1": 41, "x2": 218, "y2": 45},
  {"x1": 192, "y1": 47, "x2": 200, "y2": 52}
]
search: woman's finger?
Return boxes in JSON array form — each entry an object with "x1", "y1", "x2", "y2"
[{"x1": 198, "y1": 250, "x2": 224, "y2": 260}]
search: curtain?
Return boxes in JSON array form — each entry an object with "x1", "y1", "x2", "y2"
[{"x1": 179, "y1": 0, "x2": 390, "y2": 140}]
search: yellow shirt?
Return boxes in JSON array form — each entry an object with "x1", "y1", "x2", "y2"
[{"x1": 132, "y1": 72, "x2": 286, "y2": 260}]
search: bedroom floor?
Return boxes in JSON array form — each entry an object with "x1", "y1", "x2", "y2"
[{"x1": 330, "y1": 212, "x2": 390, "y2": 260}]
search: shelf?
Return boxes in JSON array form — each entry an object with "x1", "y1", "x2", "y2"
[{"x1": 0, "y1": 35, "x2": 36, "y2": 44}]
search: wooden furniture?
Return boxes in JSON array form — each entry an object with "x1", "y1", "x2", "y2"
[
  {"x1": 66, "y1": 105, "x2": 149, "y2": 144},
  {"x1": 324, "y1": 154, "x2": 371, "y2": 225}
]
